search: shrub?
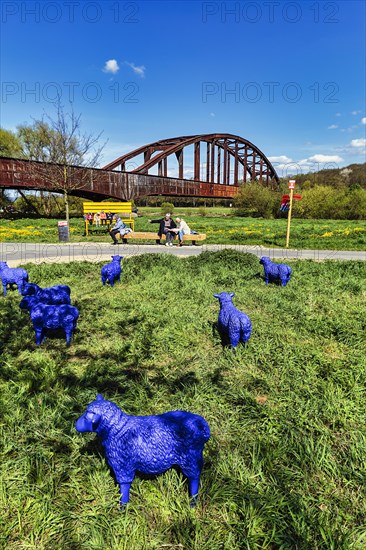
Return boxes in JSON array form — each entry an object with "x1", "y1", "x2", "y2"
[
  {"x1": 345, "y1": 188, "x2": 366, "y2": 219},
  {"x1": 294, "y1": 186, "x2": 366, "y2": 219},
  {"x1": 160, "y1": 202, "x2": 175, "y2": 216},
  {"x1": 198, "y1": 207, "x2": 207, "y2": 216},
  {"x1": 234, "y1": 183, "x2": 280, "y2": 218}
]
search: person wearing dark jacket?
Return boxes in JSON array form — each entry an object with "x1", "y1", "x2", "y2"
[{"x1": 149, "y1": 213, "x2": 177, "y2": 246}]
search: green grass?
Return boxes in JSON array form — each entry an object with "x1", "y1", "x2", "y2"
[
  {"x1": 1, "y1": 251, "x2": 365, "y2": 548},
  {"x1": 1, "y1": 209, "x2": 365, "y2": 250}
]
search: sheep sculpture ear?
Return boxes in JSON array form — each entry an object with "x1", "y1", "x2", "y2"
[
  {"x1": 96, "y1": 394, "x2": 103, "y2": 401},
  {"x1": 213, "y1": 294, "x2": 220, "y2": 299},
  {"x1": 230, "y1": 292, "x2": 235, "y2": 297}
]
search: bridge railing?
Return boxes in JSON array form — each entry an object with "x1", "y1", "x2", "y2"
[{"x1": 0, "y1": 157, "x2": 240, "y2": 200}]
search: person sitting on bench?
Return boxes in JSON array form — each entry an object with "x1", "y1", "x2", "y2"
[
  {"x1": 109, "y1": 215, "x2": 127, "y2": 245},
  {"x1": 171, "y1": 217, "x2": 198, "y2": 246},
  {"x1": 149, "y1": 213, "x2": 177, "y2": 246}
]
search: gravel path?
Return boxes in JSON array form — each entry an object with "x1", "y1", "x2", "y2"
[{"x1": 1, "y1": 242, "x2": 365, "y2": 267}]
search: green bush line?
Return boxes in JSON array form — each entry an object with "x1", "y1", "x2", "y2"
[
  {"x1": 1, "y1": 251, "x2": 365, "y2": 548},
  {"x1": 234, "y1": 183, "x2": 366, "y2": 220},
  {"x1": 1, "y1": 213, "x2": 365, "y2": 250}
]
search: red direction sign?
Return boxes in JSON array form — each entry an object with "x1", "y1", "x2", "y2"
[
  {"x1": 282, "y1": 194, "x2": 302, "y2": 201},
  {"x1": 288, "y1": 179, "x2": 296, "y2": 189}
]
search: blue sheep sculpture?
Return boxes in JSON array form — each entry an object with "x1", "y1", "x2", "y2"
[
  {"x1": 214, "y1": 292, "x2": 252, "y2": 348},
  {"x1": 75, "y1": 394, "x2": 211, "y2": 507},
  {"x1": 21, "y1": 283, "x2": 71, "y2": 305},
  {"x1": 260, "y1": 256, "x2": 292, "y2": 286},
  {"x1": 101, "y1": 255, "x2": 123, "y2": 287},
  {"x1": 27, "y1": 302, "x2": 79, "y2": 346},
  {"x1": 0, "y1": 262, "x2": 28, "y2": 296}
]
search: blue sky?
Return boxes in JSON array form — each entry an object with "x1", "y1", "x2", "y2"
[{"x1": 1, "y1": 0, "x2": 365, "y2": 178}]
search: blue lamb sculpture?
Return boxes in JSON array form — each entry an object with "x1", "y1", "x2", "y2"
[
  {"x1": 75, "y1": 394, "x2": 210, "y2": 507},
  {"x1": 260, "y1": 256, "x2": 292, "y2": 286},
  {"x1": 27, "y1": 302, "x2": 79, "y2": 346},
  {"x1": 0, "y1": 262, "x2": 28, "y2": 296},
  {"x1": 21, "y1": 283, "x2": 71, "y2": 305},
  {"x1": 101, "y1": 255, "x2": 123, "y2": 287},
  {"x1": 214, "y1": 292, "x2": 252, "y2": 348}
]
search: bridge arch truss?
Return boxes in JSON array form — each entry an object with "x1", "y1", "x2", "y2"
[{"x1": 104, "y1": 133, "x2": 279, "y2": 188}]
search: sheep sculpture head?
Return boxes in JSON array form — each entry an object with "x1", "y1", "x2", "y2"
[
  {"x1": 21, "y1": 282, "x2": 41, "y2": 296},
  {"x1": 75, "y1": 394, "x2": 210, "y2": 508}
]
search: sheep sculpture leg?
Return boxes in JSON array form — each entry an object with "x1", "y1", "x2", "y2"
[
  {"x1": 34, "y1": 327, "x2": 45, "y2": 345},
  {"x1": 65, "y1": 327, "x2": 73, "y2": 347},
  {"x1": 119, "y1": 483, "x2": 132, "y2": 505},
  {"x1": 187, "y1": 476, "x2": 201, "y2": 506}
]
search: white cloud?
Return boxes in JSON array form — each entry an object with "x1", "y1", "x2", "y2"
[
  {"x1": 328, "y1": 124, "x2": 338, "y2": 129},
  {"x1": 350, "y1": 138, "x2": 366, "y2": 148},
  {"x1": 361, "y1": 117, "x2": 366, "y2": 125},
  {"x1": 307, "y1": 154, "x2": 344, "y2": 163},
  {"x1": 335, "y1": 112, "x2": 341, "y2": 117},
  {"x1": 268, "y1": 155, "x2": 292, "y2": 164},
  {"x1": 270, "y1": 153, "x2": 346, "y2": 177},
  {"x1": 268, "y1": 156, "x2": 297, "y2": 173},
  {"x1": 351, "y1": 110, "x2": 362, "y2": 115},
  {"x1": 125, "y1": 62, "x2": 146, "y2": 77},
  {"x1": 103, "y1": 59, "x2": 120, "y2": 74},
  {"x1": 210, "y1": 112, "x2": 215, "y2": 117}
]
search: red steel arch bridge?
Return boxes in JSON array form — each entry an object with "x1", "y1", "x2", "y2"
[{"x1": 0, "y1": 133, "x2": 279, "y2": 201}]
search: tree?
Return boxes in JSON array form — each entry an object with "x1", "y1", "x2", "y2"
[
  {"x1": 234, "y1": 182, "x2": 280, "y2": 218},
  {"x1": 17, "y1": 103, "x2": 106, "y2": 238},
  {"x1": 17, "y1": 120, "x2": 54, "y2": 162},
  {"x1": 0, "y1": 128, "x2": 22, "y2": 158}
]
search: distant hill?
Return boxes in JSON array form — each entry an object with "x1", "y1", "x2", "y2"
[{"x1": 279, "y1": 163, "x2": 366, "y2": 189}]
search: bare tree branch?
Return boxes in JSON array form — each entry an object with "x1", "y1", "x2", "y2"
[{"x1": 17, "y1": 102, "x2": 107, "y2": 237}]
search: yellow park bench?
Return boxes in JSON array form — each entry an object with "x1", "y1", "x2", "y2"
[{"x1": 83, "y1": 202, "x2": 134, "y2": 236}]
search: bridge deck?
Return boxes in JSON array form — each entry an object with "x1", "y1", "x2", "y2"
[{"x1": 0, "y1": 157, "x2": 240, "y2": 201}]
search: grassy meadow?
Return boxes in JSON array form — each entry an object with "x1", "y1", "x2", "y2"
[
  {"x1": 0, "y1": 208, "x2": 365, "y2": 250},
  {"x1": 0, "y1": 250, "x2": 365, "y2": 549}
]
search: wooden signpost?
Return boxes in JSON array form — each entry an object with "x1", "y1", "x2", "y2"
[{"x1": 285, "y1": 180, "x2": 296, "y2": 248}]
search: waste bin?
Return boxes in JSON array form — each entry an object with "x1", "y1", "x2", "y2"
[{"x1": 58, "y1": 221, "x2": 69, "y2": 242}]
